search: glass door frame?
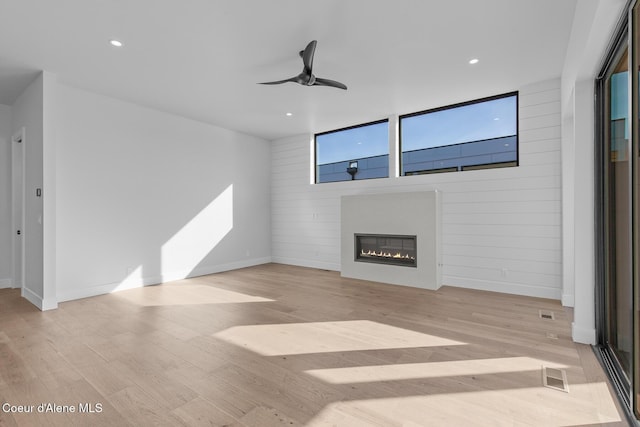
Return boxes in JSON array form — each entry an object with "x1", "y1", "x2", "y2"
[
  {"x1": 633, "y1": 1, "x2": 640, "y2": 417},
  {"x1": 595, "y1": 0, "x2": 640, "y2": 421}
]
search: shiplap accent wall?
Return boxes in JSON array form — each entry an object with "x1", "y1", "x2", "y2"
[{"x1": 271, "y1": 78, "x2": 562, "y2": 301}]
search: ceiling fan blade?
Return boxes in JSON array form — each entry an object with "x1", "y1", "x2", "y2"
[
  {"x1": 301, "y1": 40, "x2": 317, "y2": 74},
  {"x1": 313, "y1": 77, "x2": 347, "y2": 90},
  {"x1": 258, "y1": 77, "x2": 298, "y2": 85},
  {"x1": 259, "y1": 40, "x2": 345, "y2": 89}
]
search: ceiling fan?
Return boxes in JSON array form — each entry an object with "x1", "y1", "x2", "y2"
[{"x1": 259, "y1": 40, "x2": 347, "y2": 90}]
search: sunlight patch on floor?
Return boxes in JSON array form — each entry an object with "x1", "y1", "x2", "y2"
[
  {"x1": 213, "y1": 320, "x2": 466, "y2": 356},
  {"x1": 307, "y1": 382, "x2": 621, "y2": 426},
  {"x1": 306, "y1": 356, "x2": 568, "y2": 384},
  {"x1": 114, "y1": 284, "x2": 273, "y2": 306}
]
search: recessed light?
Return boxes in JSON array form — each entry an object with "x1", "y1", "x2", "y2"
[
  {"x1": 109, "y1": 39, "x2": 123, "y2": 47},
  {"x1": 285, "y1": 112, "x2": 293, "y2": 117},
  {"x1": 469, "y1": 58, "x2": 479, "y2": 65}
]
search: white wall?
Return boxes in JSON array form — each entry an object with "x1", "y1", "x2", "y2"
[
  {"x1": 11, "y1": 74, "x2": 45, "y2": 307},
  {"x1": 55, "y1": 84, "x2": 271, "y2": 302},
  {"x1": 0, "y1": 104, "x2": 12, "y2": 288},
  {"x1": 42, "y1": 71, "x2": 57, "y2": 309},
  {"x1": 272, "y1": 78, "x2": 562, "y2": 300},
  {"x1": 560, "y1": 0, "x2": 627, "y2": 344}
]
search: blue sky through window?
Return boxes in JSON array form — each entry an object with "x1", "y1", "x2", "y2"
[
  {"x1": 316, "y1": 121, "x2": 389, "y2": 165},
  {"x1": 610, "y1": 72, "x2": 628, "y2": 121},
  {"x1": 401, "y1": 95, "x2": 517, "y2": 152}
]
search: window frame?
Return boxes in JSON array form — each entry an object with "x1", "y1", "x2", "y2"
[
  {"x1": 314, "y1": 118, "x2": 390, "y2": 184},
  {"x1": 398, "y1": 91, "x2": 519, "y2": 176}
]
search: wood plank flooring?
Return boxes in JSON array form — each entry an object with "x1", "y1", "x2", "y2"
[{"x1": 0, "y1": 264, "x2": 630, "y2": 426}]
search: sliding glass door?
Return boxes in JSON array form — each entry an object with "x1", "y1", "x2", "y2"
[
  {"x1": 604, "y1": 40, "x2": 632, "y2": 383},
  {"x1": 597, "y1": 2, "x2": 640, "y2": 420}
]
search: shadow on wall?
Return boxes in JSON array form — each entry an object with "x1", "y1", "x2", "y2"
[
  {"x1": 58, "y1": 184, "x2": 234, "y2": 301},
  {"x1": 116, "y1": 184, "x2": 234, "y2": 293},
  {"x1": 161, "y1": 183, "x2": 234, "y2": 281}
]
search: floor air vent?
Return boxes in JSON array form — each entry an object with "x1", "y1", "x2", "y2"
[
  {"x1": 542, "y1": 366, "x2": 569, "y2": 392},
  {"x1": 539, "y1": 309, "x2": 555, "y2": 320}
]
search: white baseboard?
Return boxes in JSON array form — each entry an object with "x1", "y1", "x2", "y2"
[
  {"x1": 561, "y1": 293, "x2": 575, "y2": 307},
  {"x1": 56, "y1": 275, "x2": 155, "y2": 303},
  {"x1": 21, "y1": 286, "x2": 43, "y2": 309},
  {"x1": 41, "y1": 297, "x2": 58, "y2": 311},
  {"x1": 572, "y1": 322, "x2": 596, "y2": 345},
  {"x1": 56, "y1": 257, "x2": 273, "y2": 303},
  {"x1": 443, "y1": 276, "x2": 562, "y2": 301},
  {"x1": 271, "y1": 256, "x2": 340, "y2": 272},
  {"x1": 161, "y1": 257, "x2": 273, "y2": 283},
  {"x1": 10, "y1": 285, "x2": 56, "y2": 311},
  {"x1": 0, "y1": 278, "x2": 11, "y2": 289}
]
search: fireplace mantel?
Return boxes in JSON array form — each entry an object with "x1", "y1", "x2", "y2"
[{"x1": 340, "y1": 191, "x2": 441, "y2": 290}]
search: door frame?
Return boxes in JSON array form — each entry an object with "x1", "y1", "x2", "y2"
[
  {"x1": 11, "y1": 127, "x2": 25, "y2": 290},
  {"x1": 594, "y1": 1, "x2": 640, "y2": 423}
]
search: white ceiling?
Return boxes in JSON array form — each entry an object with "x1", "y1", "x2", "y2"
[{"x1": 0, "y1": 0, "x2": 577, "y2": 140}]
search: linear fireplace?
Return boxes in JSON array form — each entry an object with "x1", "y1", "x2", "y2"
[
  {"x1": 354, "y1": 234, "x2": 417, "y2": 267},
  {"x1": 341, "y1": 191, "x2": 441, "y2": 290}
]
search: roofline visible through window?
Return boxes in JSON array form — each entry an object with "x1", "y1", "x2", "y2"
[{"x1": 399, "y1": 91, "x2": 519, "y2": 120}]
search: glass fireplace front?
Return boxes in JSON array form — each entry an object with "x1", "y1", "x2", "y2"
[{"x1": 354, "y1": 234, "x2": 417, "y2": 267}]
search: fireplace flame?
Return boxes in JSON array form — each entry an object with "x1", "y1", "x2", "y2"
[{"x1": 361, "y1": 249, "x2": 415, "y2": 260}]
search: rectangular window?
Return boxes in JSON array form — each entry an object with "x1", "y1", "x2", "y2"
[
  {"x1": 400, "y1": 92, "x2": 518, "y2": 175},
  {"x1": 315, "y1": 119, "x2": 389, "y2": 183}
]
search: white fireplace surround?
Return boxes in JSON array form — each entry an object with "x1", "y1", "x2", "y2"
[{"x1": 340, "y1": 191, "x2": 442, "y2": 290}]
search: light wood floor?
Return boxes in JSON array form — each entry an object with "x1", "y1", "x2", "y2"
[{"x1": 0, "y1": 264, "x2": 630, "y2": 426}]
